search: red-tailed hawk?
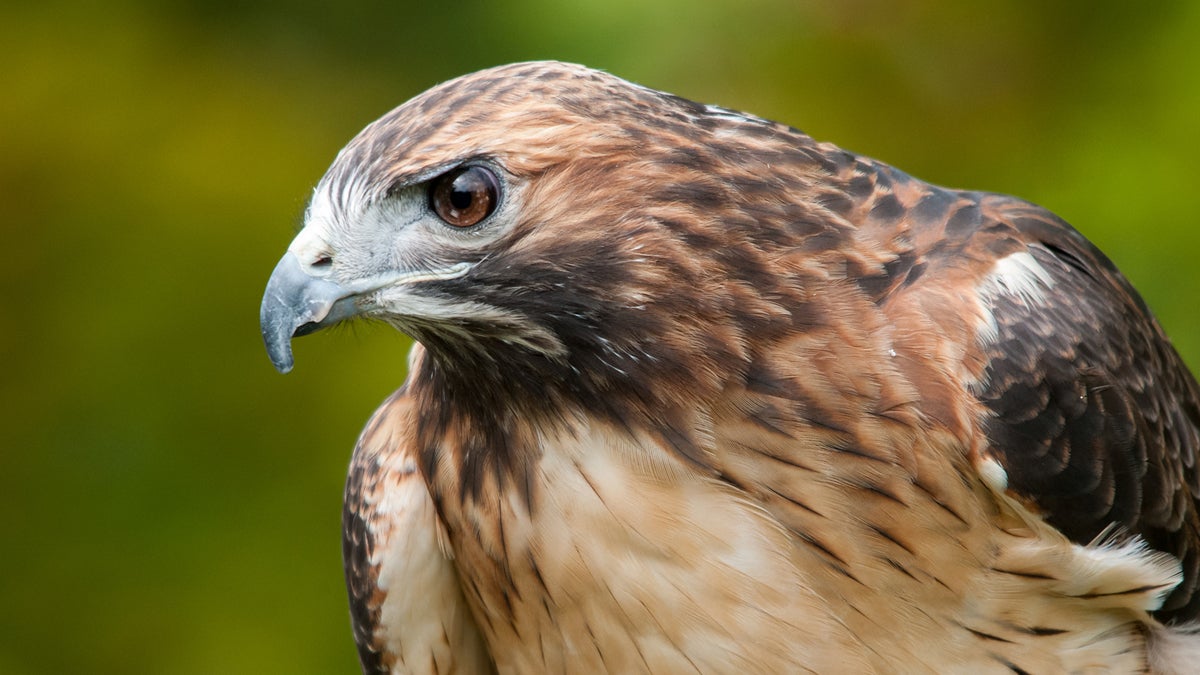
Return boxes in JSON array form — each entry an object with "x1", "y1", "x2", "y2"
[{"x1": 260, "y1": 62, "x2": 1200, "y2": 673}]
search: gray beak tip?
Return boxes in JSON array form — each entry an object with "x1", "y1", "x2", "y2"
[
  {"x1": 261, "y1": 304, "x2": 298, "y2": 374},
  {"x1": 265, "y1": 336, "x2": 295, "y2": 374}
]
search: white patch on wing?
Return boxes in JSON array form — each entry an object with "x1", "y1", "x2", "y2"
[
  {"x1": 964, "y1": 473, "x2": 1192, "y2": 671},
  {"x1": 1069, "y1": 528, "x2": 1183, "y2": 612},
  {"x1": 980, "y1": 250, "x2": 1056, "y2": 307},
  {"x1": 979, "y1": 457, "x2": 1183, "y2": 616},
  {"x1": 972, "y1": 249, "x2": 1056, "y2": 353},
  {"x1": 975, "y1": 455, "x2": 1009, "y2": 492}
]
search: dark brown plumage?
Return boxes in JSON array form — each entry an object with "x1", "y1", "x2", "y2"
[{"x1": 261, "y1": 61, "x2": 1200, "y2": 673}]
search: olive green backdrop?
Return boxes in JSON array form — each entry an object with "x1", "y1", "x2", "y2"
[{"x1": 2, "y1": 2, "x2": 1197, "y2": 673}]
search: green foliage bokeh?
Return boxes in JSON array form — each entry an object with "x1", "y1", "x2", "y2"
[{"x1": 1, "y1": 2, "x2": 1196, "y2": 673}]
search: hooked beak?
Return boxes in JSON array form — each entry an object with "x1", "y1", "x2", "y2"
[
  {"x1": 260, "y1": 252, "x2": 361, "y2": 373},
  {"x1": 260, "y1": 250, "x2": 475, "y2": 373}
]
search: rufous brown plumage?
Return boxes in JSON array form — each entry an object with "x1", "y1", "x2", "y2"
[{"x1": 261, "y1": 61, "x2": 1200, "y2": 674}]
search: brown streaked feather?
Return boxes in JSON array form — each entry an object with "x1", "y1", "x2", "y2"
[
  {"x1": 343, "y1": 412, "x2": 387, "y2": 674},
  {"x1": 968, "y1": 207, "x2": 1200, "y2": 622},
  {"x1": 796, "y1": 154, "x2": 1200, "y2": 623},
  {"x1": 344, "y1": 374, "x2": 495, "y2": 675},
  {"x1": 301, "y1": 62, "x2": 1200, "y2": 672}
]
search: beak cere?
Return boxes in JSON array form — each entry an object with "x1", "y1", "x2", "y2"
[{"x1": 260, "y1": 252, "x2": 359, "y2": 373}]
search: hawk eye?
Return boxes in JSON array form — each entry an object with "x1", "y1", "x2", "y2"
[{"x1": 429, "y1": 165, "x2": 500, "y2": 228}]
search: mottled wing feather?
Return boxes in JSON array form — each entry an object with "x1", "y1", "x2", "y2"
[
  {"x1": 343, "y1": 383, "x2": 497, "y2": 675},
  {"x1": 344, "y1": 396, "x2": 396, "y2": 674},
  {"x1": 970, "y1": 205, "x2": 1200, "y2": 622}
]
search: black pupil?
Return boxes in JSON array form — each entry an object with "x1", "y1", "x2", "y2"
[{"x1": 450, "y1": 172, "x2": 482, "y2": 210}]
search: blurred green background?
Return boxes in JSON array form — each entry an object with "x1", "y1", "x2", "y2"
[{"x1": 2, "y1": 1, "x2": 1197, "y2": 673}]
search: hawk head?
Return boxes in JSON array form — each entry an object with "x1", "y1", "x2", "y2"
[{"x1": 261, "y1": 61, "x2": 831, "y2": 425}]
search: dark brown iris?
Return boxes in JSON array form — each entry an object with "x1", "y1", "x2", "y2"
[{"x1": 429, "y1": 165, "x2": 500, "y2": 228}]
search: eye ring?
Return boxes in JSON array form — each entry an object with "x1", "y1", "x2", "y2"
[{"x1": 429, "y1": 165, "x2": 501, "y2": 228}]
